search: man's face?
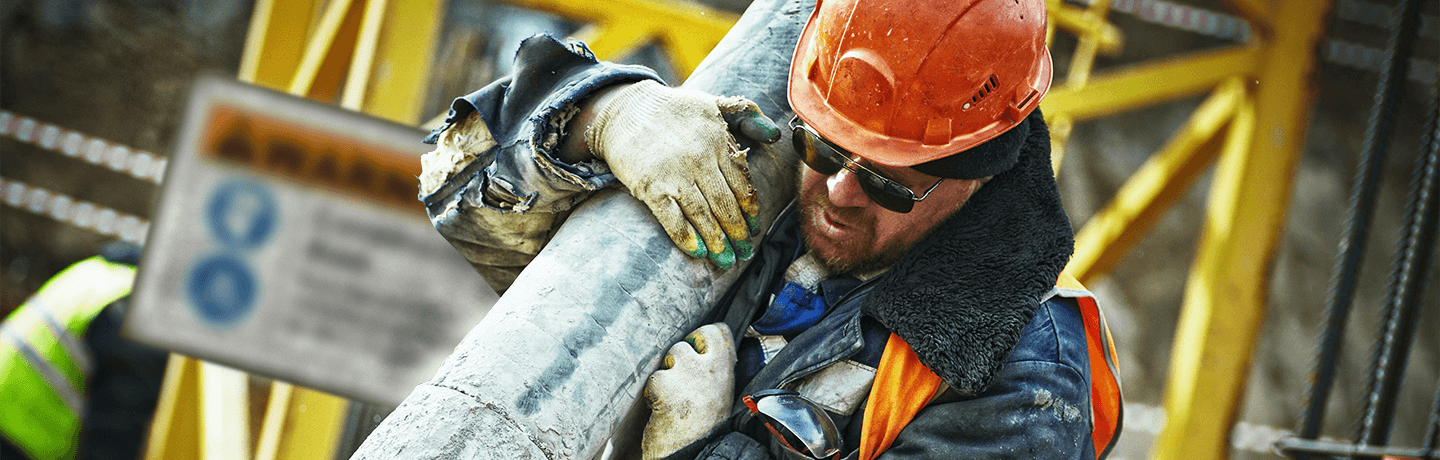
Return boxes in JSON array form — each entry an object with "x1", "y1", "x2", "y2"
[{"x1": 797, "y1": 159, "x2": 982, "y2": 274}]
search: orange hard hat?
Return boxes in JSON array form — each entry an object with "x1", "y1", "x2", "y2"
[{"x1": 788, "y1": 0, "x2": 1052, "y2": 178}]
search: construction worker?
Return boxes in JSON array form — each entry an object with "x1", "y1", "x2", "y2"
[
  {"x1": 1, "y1": 243, "x2": 166, "y2": 460},
  {"x1": 418, "y1": 0, "x2": 1122, "y2": 458}
]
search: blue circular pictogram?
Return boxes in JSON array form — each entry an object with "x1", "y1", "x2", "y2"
[
  {"x1": 186, "y1": 254, "x2": 257, "y2": 326},
  {"x1": 206, "y1": 179, "x2": 278, "y2": 249}
]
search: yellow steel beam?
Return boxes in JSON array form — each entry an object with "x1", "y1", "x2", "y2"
[
  {"x1": 1068, "y1": 76, "x2": 1245, "y2": 285},
  {"x1": 503, "y1": 0, "x2": 738, "y2": 78},
  {"x1": 143, "y1": 355, "x2": 202, "y2": 460},
  {"x1": 199, "y1": 362, "x2": 251, "y2": 460},
  {"x1": 1045, "y1": 0, "x2": 1120, "y2": 173},
  {"x1": 1157, "y1": 86, "x2": 1262, "y2": 460},
  {"x1": 1047, "y1": 112, "x2": 1074, "y2": 173},
  {"x1": 1066, "y1": 36, "x2": 1102, "y2": 90},
  {"x1": 253, "y1": 383, "x2": 348, "y2": 460},
  {"x1": 1046, "y1": 0, "x2": 1123, "y2": 57},
  {"x1": 568, "y1": 20, "x2": 657, "y2": 72},
  {"x1": 287, "y1": 0, "x2": 365, "y2": 101},
  {"x1": 351, "y1": 0, "x2": 446, "y2": 123},
  {"x1": 238, "y1": 0, "x2": 322, "y2": 90},
  {"x1": 253, "y1": 383, "x2": 293, "y2": 460},
  {"x1": 1151, "y1": 1, "x2": 1332, "y2": 458},
  {"x1": 1219, "y1": 0, "x2": 1273, "y2": 32},
  {"x1": 341, "y1": 0, "x2": 390, "y2": 112},
  {"x1": 661, "y1": 24, "x2": 729, "y2": 77},
  {"x1": 1041, "y1": 46, "x2": 1260, "y2": 122}
]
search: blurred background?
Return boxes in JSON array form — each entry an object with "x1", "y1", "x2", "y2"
[{"x1": 2, "y1": 0, "x2": 1439, "y2": 459}]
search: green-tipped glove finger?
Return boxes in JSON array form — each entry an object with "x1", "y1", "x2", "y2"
[
  {"x1": 585, "y1": 81, "x2": 781, "y2": 268},
  {"x1": 641, "y1": 323, "x2": 738, "y2": 460}
]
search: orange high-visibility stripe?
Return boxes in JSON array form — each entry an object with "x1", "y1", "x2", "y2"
[
  {"x1": 858, "y1": 333, "x2": 943, "y2": 460},
  {"x1": 859, "y1": 272, "x2": 1123, "y2": 459},
  {"x1": 1079, "y1": 295, "x2": 1122, "y2": 457},
  {"x1": 1058, "y1": 271, "x2": 1123, "y2": 458}
]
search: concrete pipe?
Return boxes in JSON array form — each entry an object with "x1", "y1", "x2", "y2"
[{"x1": 349, "y1": 0, "x2": 812, "y2": 458}]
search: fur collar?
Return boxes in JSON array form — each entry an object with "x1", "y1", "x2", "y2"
[{"x1": 861, "y1": 110, "x2": 1074, "y2": 396}]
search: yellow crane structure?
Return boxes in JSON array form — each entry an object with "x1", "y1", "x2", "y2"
[
  {"x1": 139, "y1": 0, "x2": 1337, "y2": 459},
  {"x1": 1045, "y1": 1, "x2": 1331, "y2": 459}
]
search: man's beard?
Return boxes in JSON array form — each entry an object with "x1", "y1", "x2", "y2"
[{"x1": 796, "y1": 175, "x2": 925, "y2": 275}]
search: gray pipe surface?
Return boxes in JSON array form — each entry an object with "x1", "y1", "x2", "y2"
[
  {"x1": 350, "y1": 180, "x2": 791, "y2": 459},
  {"x1": 349, "y1": 0, "x2": 811, "y2": 458}
]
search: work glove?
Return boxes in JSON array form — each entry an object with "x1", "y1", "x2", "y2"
[
  {"x1": 586, "y1": 80, "x2": 782, "y2": 269},
  {"x1": 641, "y1": 323, "x2": 738, "y2": 460}
]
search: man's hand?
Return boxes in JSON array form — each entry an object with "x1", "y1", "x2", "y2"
[
  {"x1": 585, "y1": 81, "x2": 781, "y2": 269},
  {"x1": 641, "y1": 323, "x2": 738, "y2": 460}
]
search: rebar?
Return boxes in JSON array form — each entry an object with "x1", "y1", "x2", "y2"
[
  {"x1": 1356, "y1": 74, "x2": 1440, "y2": 449},
  {"x1": 1276, "y1": 437, "x2": 1440, "y2": 459},
  {"x1": 1423, "y1": 379, "x2": 1440, "y2": 454},
  {"x1": 1297, "y1": 0, "x2": 1428, "y2": 453}
]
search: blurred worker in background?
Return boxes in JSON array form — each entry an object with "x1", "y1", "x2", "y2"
[
  {"x1": 1, "y1": 243, "x2": 166, "y2": 460},
  {"x1": 419, "y1": 0, "x2": 1123, "y2": 458}
]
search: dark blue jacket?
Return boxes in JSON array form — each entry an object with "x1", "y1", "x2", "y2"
[{"x1": 671, "y1": 122, "x2": 1105, "y2": 459}]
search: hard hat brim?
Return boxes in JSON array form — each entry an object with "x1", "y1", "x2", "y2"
[{"x1": 785, "y1": 0, "x2": 1053, "y2": 171}]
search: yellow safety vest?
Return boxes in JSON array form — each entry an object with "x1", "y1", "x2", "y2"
[{"x1": 0, "y1": 256, "x2": 136, "y2": 460}]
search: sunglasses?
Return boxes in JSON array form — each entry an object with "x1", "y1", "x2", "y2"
[
  {"x1": 789, "y1": 115, "x2": 944, "y2": 214},
  {"x1": 742, "y1": 389, "x2": 842, "y2": 460}
]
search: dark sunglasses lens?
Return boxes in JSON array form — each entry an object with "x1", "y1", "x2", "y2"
[
  {"x1": 792, "y1": 127, "x2": 842, "y2": 175},
  {"x1": 856, "y1": 175, "x2": 915, "y2": 213},
  {"x1": 790, "y1": 122, "x2": 917, "y2": 214}
]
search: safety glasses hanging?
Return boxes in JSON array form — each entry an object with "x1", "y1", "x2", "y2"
[
  {"x1": 742, "y1": 389, "x2": 843, "y2": 460},
  {"x1": 789, "y1": 115, "x2": 944, "y2": 214}
]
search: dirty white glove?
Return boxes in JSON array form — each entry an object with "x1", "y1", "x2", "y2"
[
  {"x1": 586, "y1": 80, "x2": 780, "y2": 269},
  {"x1": 641, "y1": 323, "x2": 738, "y2": 460}
]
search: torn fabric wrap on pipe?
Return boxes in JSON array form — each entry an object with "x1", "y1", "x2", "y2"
[{"x1": 350, "y1": 0, "x2": 812, "y2": 458}]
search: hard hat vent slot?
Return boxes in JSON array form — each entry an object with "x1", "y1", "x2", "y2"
[{"x1": 969, "y1": 75, "x2": 1000, "y2": 108}]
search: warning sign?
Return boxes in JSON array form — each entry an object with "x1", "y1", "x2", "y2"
[
  {"x1": 127, "y1": 76, "x2": 497, "y2": 405},
  {"x1": 200, "y1": 105, "x2": 422, "y2": 213}
]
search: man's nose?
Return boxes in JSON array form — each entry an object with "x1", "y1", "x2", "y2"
[{"x1": 826, "y1": 168, "x2": 871, "y2": 208}]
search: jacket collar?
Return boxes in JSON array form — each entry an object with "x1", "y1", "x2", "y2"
[{"x1": 861, "y1": 110, "x2": 1074, "y2": 396}]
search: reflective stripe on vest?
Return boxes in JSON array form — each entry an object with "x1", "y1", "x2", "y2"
[
  {"x1": 0, "y1": 256, "x2": 136, "y2": 460},
  {"x1": 858, "y1": 271, "x2": 1124, "y2": 460},
  {"x1": 33, "y1": 299, "x2": 96, "y2": 376},
  {"x1": 1051, "y1": 272, "x2": 1124, "y2": 459},
  {"x1": 1, "y1": 324, "x2": 86, "y2": 414}
]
